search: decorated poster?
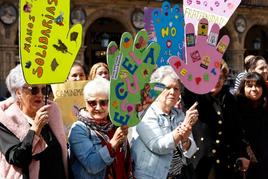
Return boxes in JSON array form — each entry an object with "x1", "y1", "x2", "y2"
[
  {"x1": 51, "y1": 80, "x2": 87, "y2": 136},
  {"x1": 152, "y1": 1, "x2": 184, "y2": 66},
  {"x1": 144, "y1": 7, "x2": 156, "y2": 43},
  {"x1": 169, "y1": 18, "x2": 230, "y2": 94},
  {"x1": 107, "y1": 29, "x2": 165, "y2": 127},
  {"x1": 184, "y1": 0, "x2": 241, "y2": 30},
  {"x1": 20, "y1": 0, "x2": 82, "y2": 84}
]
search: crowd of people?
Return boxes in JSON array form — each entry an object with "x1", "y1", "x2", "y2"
[{"x1": 0, "y1": 54, "x2": 268, "y2": 179}]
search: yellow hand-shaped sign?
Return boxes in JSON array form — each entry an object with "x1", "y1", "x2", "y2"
[{"x1": 20, "y1": 0, "x2": 82, "y2": 84}]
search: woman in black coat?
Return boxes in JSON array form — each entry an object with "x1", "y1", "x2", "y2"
[
  {"x1": 235, "y1": 72, "x2": 268, "y2": 179},
  {"x1": 181, "y1": 61, "x2": 242, "y2": 179}
]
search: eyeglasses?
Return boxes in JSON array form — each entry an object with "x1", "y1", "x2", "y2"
[
  {"x1": 23, "y1": 86, "x2": 47, "y2": 95},
  {"x1": 86, "y1": 99, "x2": 109, "y2": 108}
]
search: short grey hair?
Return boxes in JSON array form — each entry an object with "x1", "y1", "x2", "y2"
[
  {"x1": 83, "y1": 77, "x2": 110, "y2": 99},
  {"x1": 6, "y1": 64, "x2": 26, "y2": 99},
  {"x1": 150, "y1": 65, "x2": 179, "y2": 83}
]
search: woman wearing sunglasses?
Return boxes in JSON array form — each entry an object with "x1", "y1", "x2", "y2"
[
  {"x1": 235, "y1": 72, "x2": 268, "y2": 179},
  {"x1": 0, "y1": 65, "x2": 68, "y2": 179},
  {"x1": 68, "y1": 77, "x2": 132, "y2": 179}
]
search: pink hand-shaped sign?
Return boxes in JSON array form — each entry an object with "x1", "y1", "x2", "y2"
[{"x1": 169, "y1": 18, "x2": 229, "y2": 94}]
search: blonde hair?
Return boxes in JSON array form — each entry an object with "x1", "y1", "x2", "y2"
[{"x1": 88, "y1": 62, "x2": 109, "y2": 81}]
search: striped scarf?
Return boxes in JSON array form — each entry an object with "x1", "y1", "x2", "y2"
[{"x1": 168, "y1": 147, "x2": 185, "y2": 177}]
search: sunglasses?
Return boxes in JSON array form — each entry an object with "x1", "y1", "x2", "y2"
[
  {"x1": 23, "y1": 86, "x2": 47, "y2": 95},
  {"x1": 86, "y1": 99, "x2": 109, "y2": 108}
]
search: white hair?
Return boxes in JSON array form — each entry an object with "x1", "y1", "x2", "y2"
[
  {"x1": 83, "y1": 77, "x2": 110, "y2": 99},
  {"x1": 6, "y1": 65, "x2": 26, "y2": 99},
  {"x1": 150, "y1": 65, "x2": 179, "y2": 83}
]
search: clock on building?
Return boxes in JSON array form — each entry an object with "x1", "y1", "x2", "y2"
[
  {"x1": 0, "y1": 3, "x2": 17, "y2": 25},
  {"x1": 235, "y1": 16, "x2": 246, "y2": 33},
  {"x1": 71, "y1": 8, "x2": 86, "y2": 25},
  {"x1": 131, "y1": 9, "x2": 145, "y2": 30}
]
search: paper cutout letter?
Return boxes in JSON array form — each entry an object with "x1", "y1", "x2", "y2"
[
  {"x1": 20, "y1": 0, "x2": 82, "y2": 84},
  {"x1": 107, "y1": 29, "x2": 164, "y2": 126},
  {"x1": 169, "y1": 18, "x2": 230, "y2": 94}
]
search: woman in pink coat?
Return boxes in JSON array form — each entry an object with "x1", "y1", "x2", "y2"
[{"x1": 0, "y1": 65, "x2": 68, "y2": 179}]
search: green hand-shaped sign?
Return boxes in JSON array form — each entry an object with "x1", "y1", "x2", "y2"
[
  {"x1": 107, "y1": 29, "x2": 163, "y2": 126},
  {"x1": 20, "y1": 0, "x2": 82, "y2": 84}
]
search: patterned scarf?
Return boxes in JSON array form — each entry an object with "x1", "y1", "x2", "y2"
[{"x1": 77, "y1": 110, "x2": 114, "y2": 138}]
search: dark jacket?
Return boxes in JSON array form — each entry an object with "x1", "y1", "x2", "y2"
[
  {"x1": 236, "y1": 95, "x2": 268, "y2": 179},
  {"x1": 181, "y1": 86, "x2": 241, "y2": 179}
]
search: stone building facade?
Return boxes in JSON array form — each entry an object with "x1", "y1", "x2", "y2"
[{"x1": 0, "y1": 0, "x2": 268, "y2": 96}]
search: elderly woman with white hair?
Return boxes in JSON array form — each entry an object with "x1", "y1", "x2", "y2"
[
  {"x1": 131, "y1": 66, "x2": 198, "y2": 179},
  {"x1": 0, "y1": 65, "x2": 68, "y2": 179},
  {"x1": 68, "y1": 77, "x2": 132, "y2": 179}
]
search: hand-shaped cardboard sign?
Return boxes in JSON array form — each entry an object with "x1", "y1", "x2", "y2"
[
  {"x1": 107, "y1": 30, "x2": 164, "y2": 126},
  {"x1": 20, "y1": 0, "x2": 82, "y2": 84},
  {"x1": 184, "y1": 0, "x2": 241, "y2": 30},
  {"x1": 169, "y1": 18, "x2": 230, "y2": 94},
  {"x1": 148, "y1": 1, "x2": 184, "y2": 67}
]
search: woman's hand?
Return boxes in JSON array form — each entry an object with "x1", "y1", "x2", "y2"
[
  {"x1": 237, "y1": 157, "x2": 250, "y2": 172},
  {"x1": 173, "y1": 123, "x2": 192, "y2": 145},
  {"x1": 183, "y1": 102, "x2": 199, "y2": 127},
  {"x1": 172, "y1": 102, "x2": 198, "y2": 145},
  {"x1": 110, "y1": 125, "x2": 128, "y2": 150},
  {"x1": 31, "y1": 104, "x2": 51, "y2": 136}
]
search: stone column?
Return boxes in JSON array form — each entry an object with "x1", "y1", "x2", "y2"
[
  {"x1": 76, "y1": 45, "x2": 87, "y2": 64},
  {"x1": 0, "y1": 45, "x2": 19, "y2": 97},
  {"x1": 225, "y1": 49, "x2": 245, "y2": 73}
]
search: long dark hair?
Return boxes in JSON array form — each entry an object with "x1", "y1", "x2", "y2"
[{"x1": 236, "y1": 72, "x2": 267, "y2": 108}]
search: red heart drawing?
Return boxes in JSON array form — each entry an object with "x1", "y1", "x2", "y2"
[
  {"x1": 174, "y1": 60, "x2": 181, "y2": 69},
  {"x1": 195, "y1": 77, "x2": 202, "y2": 85}
]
